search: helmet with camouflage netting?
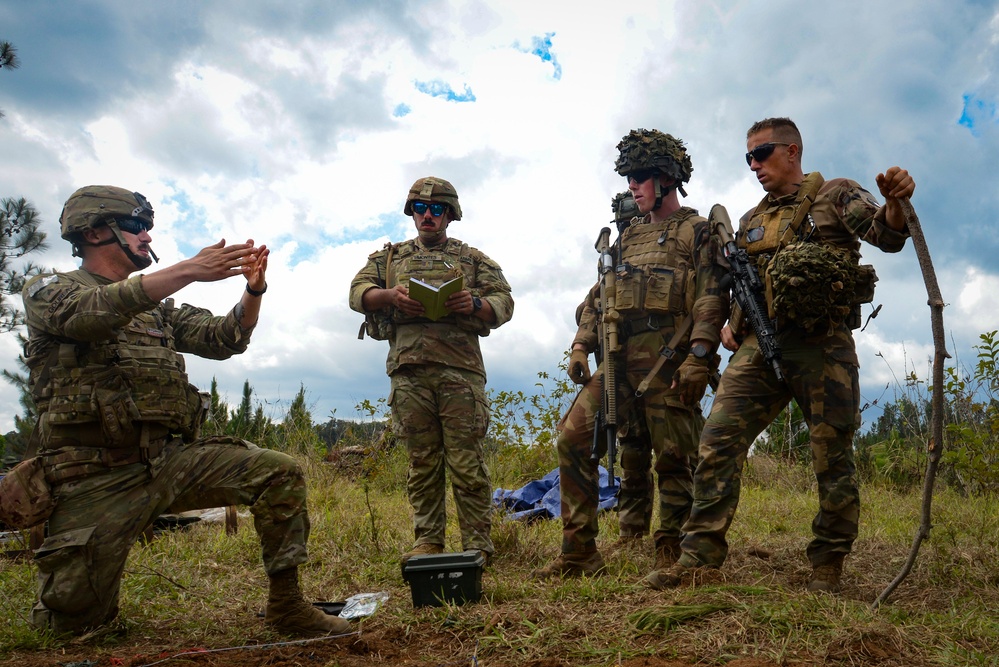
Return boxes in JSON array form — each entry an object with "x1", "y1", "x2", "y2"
[
  {"x1": 611, "y1": 191, "x2": 638, "y2": 225},
  {"x1": 59, "y1": 185, "x2": 155, "y2": 241},
  {"x1": 403, "y1": 177, "x2": 462, "y2": 221},
  {"x1": 614, "y1": 129, "x2": 693, "y2": 187}
]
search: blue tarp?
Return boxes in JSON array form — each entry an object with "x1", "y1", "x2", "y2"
[{"x1": 492, "y1": 467, "x2": 619, "y2": 521}]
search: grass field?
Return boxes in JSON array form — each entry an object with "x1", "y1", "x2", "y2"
[{"x1": 1, "y1": 449, "x2": 997, "y2": 666}]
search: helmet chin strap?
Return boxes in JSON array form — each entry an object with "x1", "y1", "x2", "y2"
[
  {"x1": 78, "y1": 224, "x2": 157, "y2": 269},
  {"x1": 652, "y1": 177, "x2": 687, "y2": 210}
]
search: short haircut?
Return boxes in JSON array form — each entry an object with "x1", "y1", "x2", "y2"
[{"x1": 748, "y1": 117, "x2": 803, "y2": 155}]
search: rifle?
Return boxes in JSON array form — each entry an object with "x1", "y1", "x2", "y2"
[
  {"x1": 590, "y1": 227, "x2": 621, "y2": 490},
  {"x1": 709, "y1": 204, "x2": 784, "y2": 383}
]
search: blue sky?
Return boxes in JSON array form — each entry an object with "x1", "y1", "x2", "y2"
[{"x1": 1, "y1": 0, "x2": 998, "y2": 434}]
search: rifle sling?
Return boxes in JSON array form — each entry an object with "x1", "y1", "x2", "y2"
[{"x1": 634, "y1": 313, "x2": 695, "y2": 397}]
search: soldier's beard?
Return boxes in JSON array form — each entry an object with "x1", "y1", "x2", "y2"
[
  {"x1": 125, "y1": 246, "x2": 154, "y2": 270},
  {"x1": 418, "y1": 228, "x2": 446, "y2": 245}
]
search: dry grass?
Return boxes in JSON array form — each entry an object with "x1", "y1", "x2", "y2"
[{"x1": 1, "y1": 452, "x2": 997, "y2": 667}]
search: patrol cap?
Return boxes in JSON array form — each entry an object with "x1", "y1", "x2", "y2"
[
  {"x1": 60, "y1": 185, "x2": 155, "y2": 240},
  {"x1": 403, "y1": 177, "x2": 462, "y2": 221},
  {"x1": 614, "y1": 129, "x2": 693, "y2": 185}
]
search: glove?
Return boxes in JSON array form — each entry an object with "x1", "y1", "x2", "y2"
[
  {"x1": 568, "y1": 348, "x2": 592, "y2": 385},
  {"x1": 676, "y1": 357, "x2": 710, "y2": 406}
]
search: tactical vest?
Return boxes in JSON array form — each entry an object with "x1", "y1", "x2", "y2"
[
  {"x1": 740, "y1": 172, "x2": 825, "y2": 268},
  {"x1": 388, "y1": 239, "x2": 486, "y2": 333},
  {"x1": 33, "y1": 274, "x2": 205, "y2": 444},
  {"x1": 614, "y1": 208, "x2": 699, "y2": 319}
]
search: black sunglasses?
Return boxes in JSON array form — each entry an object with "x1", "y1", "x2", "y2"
[
  {"x1": 412, "y1": 201, "x2": 447, "y2": 217},
  {"x1": 745, "y1": 142, "x2": 790, "y2": 166},
  {"x1": 626, "y1": 169, "x2": 658, "y2": 185},
  {"x1": 112, "y1": 217, "x2": 152, "y2": 235}
]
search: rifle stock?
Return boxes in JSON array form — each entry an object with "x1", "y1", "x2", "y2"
[
  {"x1": 591, "y1": 227, "x2": 620, "y2": 489},
  {"x1": 709, "y1": 204, "x2": 784, "y2": 383}
]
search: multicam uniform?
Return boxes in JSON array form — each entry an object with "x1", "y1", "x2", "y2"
[
  {"x1": 558, "y1": 206, "x2": 728, "y2": 557},
  {"x1": 23, "y1": 269, "x2": 310, "y2": 634},
  {"x1": 350, "y1": 237, "x2": 513, "y2": 555},
  {"x1": 677, "y1": 172, "x2": 910, "y2": 570}
]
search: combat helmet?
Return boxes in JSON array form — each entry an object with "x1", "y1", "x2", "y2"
[
  {"x1": 403, "y1": 177, "x2": 462, "y2": 221},
  {"x1": 611, "y1": 190, "x2": 638, "y2": 233},
  {"x1": 59, "y1": 185, "x2": 157, "y2": 267},
  {"x1": 60, "y1": 185, "x2": 154, "y2": 240},
  {"x1": 614, "y1": 129, "x2": 693, "y2": 200}
]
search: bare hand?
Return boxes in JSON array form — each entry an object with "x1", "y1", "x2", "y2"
[
  {"x1": 876, "y1": 167, "x2": 915, "y2": 200},
  {"x1": 244, "y1": 239, "x2": 269, "y2": 292},
  {"x1": 188, "y1": 239, "x2": 263, "y2": 283},
  {"x1": 444, "y1": 289, "x2": 476, "y2": 316},
  {"x1": 720, "y1": 324, "x2": 741, "y2": 352},
  {"x1": 390, "y1": 284, "x2": 424, "y2": 317}
]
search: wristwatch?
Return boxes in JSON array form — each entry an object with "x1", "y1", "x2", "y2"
[
  {"x1": 472, "y1": 296, "x2": 483, "y2": 312},
  {"x1": 690, "y1": 342, "x2": 710, "y2": 359}
]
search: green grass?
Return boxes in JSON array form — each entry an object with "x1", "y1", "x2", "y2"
[{"x1": 1, "y1": 451, "x2": 998, "y2": 666}]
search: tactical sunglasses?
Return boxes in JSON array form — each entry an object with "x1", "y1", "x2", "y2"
[
  {"x1": 745, "y1": 142, "x2": 790, "y2": 166},
  {"x1": 412, "y1": 201, "x2": 447, "y2": 217},
  {"x1": 626, "y1": 169, "x2": 658, "y2": 185},
  {"x1": 112, "y1": 217, "x2": 152, "y2": 235}
]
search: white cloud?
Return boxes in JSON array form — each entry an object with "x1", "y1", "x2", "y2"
[{"x1": 2, "y1": 0, "x2": 998, "y2": 435}]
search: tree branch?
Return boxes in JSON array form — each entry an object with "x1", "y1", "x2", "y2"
[{"x1": 872, "y1": 199, "x2": 950, "y2": 610}]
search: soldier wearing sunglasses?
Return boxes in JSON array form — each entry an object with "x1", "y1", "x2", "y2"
[
  {"x1": 21, "y1": 185, "x2": 351, "y2": 637},
  {"x1": 653, "y1": 117, "x2": 915, "y2": 594},
  {"x1": 350, "y1": 177, "x2": 514, "y2": 566},
  {"x1": 533, "y1": 130, "x2": 729, "y2": 580}
]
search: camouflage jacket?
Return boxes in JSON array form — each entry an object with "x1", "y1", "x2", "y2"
[
  {"x1": 573, "y1": 206, "x2": 730, "y2": 355},
  {"x1": 733, "y1": 172, "x2": 911, "y2": 333},
  {"x1": 349, "y1": 236, "x2": 514, "y2": 378},
  {"x1": 22, "y1": 269, "x2": 255, "y2": 434},
  {"x1": 737, "y1": 172, "x2": 910, "y2": 257}
]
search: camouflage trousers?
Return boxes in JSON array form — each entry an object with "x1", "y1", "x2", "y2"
[
  {"x1": 31, "y1": 435, "x2": 310, "y2": 635},
  {"x1": 617, "y1": 436, "x2": 655, "y2": 537},
  {"x1": 390, "y1": 364, "x2": 494, "y2": 553},
  {"x1": 558, "y1": 331, "x2": 701, "y2": 555},
  {"x1": 678, "y1": 324, "x2": 861, "y2": 569}
]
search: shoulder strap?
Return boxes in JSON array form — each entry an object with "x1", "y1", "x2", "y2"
[{"x1": 384, "y1": 242, "x2": 396, "y2": 288}]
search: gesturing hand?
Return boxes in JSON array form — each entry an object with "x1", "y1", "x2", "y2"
[{"x1": 189, "y1": 239, "x2": 262, "y2": 283}]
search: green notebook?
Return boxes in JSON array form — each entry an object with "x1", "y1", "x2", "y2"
[{"x1": 408, "y1": 275, "x2": 465, "y2": 321}]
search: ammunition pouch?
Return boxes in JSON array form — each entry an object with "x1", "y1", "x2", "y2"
[
  {"x1": 358, "y1": 310, "x2": 395, "y2": 341},
  {"x1": 92, "y1": 372, "x2": 141, "y2": 447},
  {"x1": 0, "y1": 456, "x2": 55, "y2": 529},
  {"x1": 615, "y1": 266, "x2": 689, "y2": 318}
]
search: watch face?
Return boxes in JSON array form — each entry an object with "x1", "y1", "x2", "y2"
[
  {"x1": 691, "y1": 343, "x2": 708, "y2": 358},
  {"x1": 473, "y1": 297, "x2": 483, "y2": 311}
]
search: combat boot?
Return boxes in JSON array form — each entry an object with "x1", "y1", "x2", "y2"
[
  {"x1": 531, "y1": 551, "x2": 606, "y2": 579},
  {"x1": 652, "y1": 537, "x2": 682, "y2": 570},
  {"x1": 807, "y1": 555, "x2": 845, "y2": 594},
  {"x1": 400, "y1": 543, "x2": 444, "y2": 564},
  {"x1": 644, "y1": 561, "x2": 720, "y2": 590},
  {"x1": 265, "y1": 567, "x2": 352, "y2": 636},
  {"x1": 609, "y1": 533, "x2": 646, "y2": 554}
]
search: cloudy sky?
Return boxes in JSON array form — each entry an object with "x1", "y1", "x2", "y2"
[{"x1": 1, "y1": 0, "x2": 997, "y2": 435}]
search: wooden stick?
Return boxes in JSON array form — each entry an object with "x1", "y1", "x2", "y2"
[{"x1": 872, "y1": 199, "x2": 950, "y2": 610}]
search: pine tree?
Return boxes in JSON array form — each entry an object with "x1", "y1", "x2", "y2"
[
  {"x1": 1, "y1": 41, "x2": 20, "y2": 119},
  {"x1": 1, "y1": 197, "x2": 48, "y2": 332}
]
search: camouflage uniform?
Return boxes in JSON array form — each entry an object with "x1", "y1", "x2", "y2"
[
  {"x1": 677, "y1": 173, "x2": 911, "y2": 570},
  {"x1": 559, "y1": 205, "x2": 728, "y2": 557},
  {"x1": 350, "y1": 236, "x2": 513, "y2": 555},
  {"x1": 22, "y1": 269, "x2": 310, "y2": 634}
]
